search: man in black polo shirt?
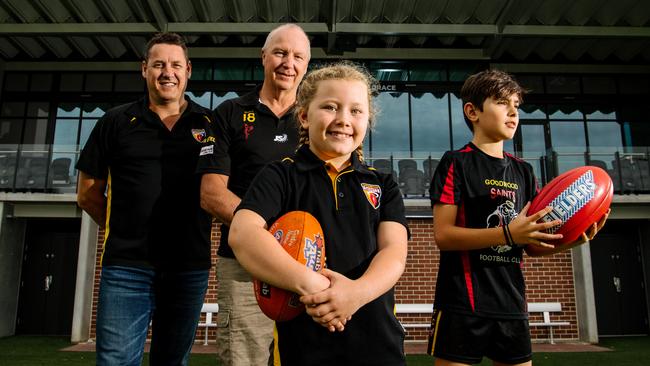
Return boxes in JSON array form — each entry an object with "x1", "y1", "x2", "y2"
[
  {"x1": 76, "y1": 33, "x2": 212, "y2": 366},
  {"x1": 196, "y1": 24, "x2": 310, "y2": 366}
]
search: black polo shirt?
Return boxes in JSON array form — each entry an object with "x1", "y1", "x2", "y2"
[
  {"x1": 196, "y1": 85, "x2": 300, "y2": 258},
  {"x1": 76, "y1": 95, "x2": 213, "y2": 271},
  {"x1": 237, "y1": 145, "x2": 408, "y2": 366}
]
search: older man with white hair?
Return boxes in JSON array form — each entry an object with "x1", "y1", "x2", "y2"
[{"x1": 197, "y1": 23, "x2": 311, "y2": 366}]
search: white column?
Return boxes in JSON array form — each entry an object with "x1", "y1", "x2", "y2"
[
  {"x1": 70, "y1": 211, "x2": 98, "y2": 343},
  {"x1": 572, "y1": 243, "x2": 599, "y2": 343}
]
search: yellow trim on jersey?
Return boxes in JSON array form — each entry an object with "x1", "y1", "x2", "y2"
[
  {"x1": 282, "y1": 157, "x2": 294, "y2": 163},
  {"x1": 100, "y1": 170, "x2": 112, "y2": 266},
  {"x1": 325, "y1": 162, "x2": 352, "y2": 210},
  {"x1": 428, "y1": 309, "x2": 442, "y2": 355},
  {"x1": 326, "y1": 165, "x2": 338, "y2": 187},
  {"x1": 273, "y1": 322, "x2": 281, "y2": 366}
]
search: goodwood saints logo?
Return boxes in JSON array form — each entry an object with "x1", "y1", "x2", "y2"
[
  {"x1": 487, "y1": 200, "x2": 518, "y2": 254},
  {"x1": 361, "y1": 183, "x2": 381, "y2": 209}
]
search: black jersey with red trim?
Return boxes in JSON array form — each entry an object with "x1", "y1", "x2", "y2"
[
  {"x1": 75, "y1": 95, "x2": 213, "y2": 271},
  {"x1": 237, "y1": 145, "x2": 408, "y2": 366},
  {"x1": 195, "y1": 85, "x2": 299, "y2": 258},
  {"x1": 429, "y1": 142, "x2": 538, "y2": 319}
]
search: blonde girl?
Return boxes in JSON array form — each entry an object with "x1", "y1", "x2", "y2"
[{"x1": 229, "y1": 62, "x2": 409, "y2": 366}]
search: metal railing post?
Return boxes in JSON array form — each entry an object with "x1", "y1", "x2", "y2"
[{"x1": 614, "y1": 151, "x2": 623, "y2": 193}]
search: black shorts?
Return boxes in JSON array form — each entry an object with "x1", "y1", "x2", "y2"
[{"x1": 427, "y1": 309, "x2": 532, "y2": 365}]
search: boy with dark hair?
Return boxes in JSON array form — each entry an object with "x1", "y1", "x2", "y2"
[{"x1": 427, "y1": 69, "x2": 608, "y2": 366}]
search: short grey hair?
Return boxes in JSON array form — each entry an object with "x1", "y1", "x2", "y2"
[{"x1": 261, "y1": 23, "x2": 311, "y2": 59}]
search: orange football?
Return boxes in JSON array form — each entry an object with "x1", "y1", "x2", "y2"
[{"x1": 253, "y1": 211, "x2": 326, "y2": 321}]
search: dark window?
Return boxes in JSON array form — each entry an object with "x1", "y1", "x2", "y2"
[
  {"x1": 27, "y1": 102, "x2": 49, "y2": 118},
  {"x1": 450, "y1": 93, "x2": 472, "y2": 149},
  {"x1": 84, "y1": 73, "x2": 113, "y2": 92},
  {"x1": 114, "y1": 73, "x2": 144, "y2": 92},
  {"x1": 4, "y1": 73, "x2": 29, "y2": 92},
  {"x1": 583, "y1": 76, "x2": 616, "y2": 94},
  {"x1": 410, "y1": 64, "x2": 447, "y2": 82},
  {"x1": 214, "y1": 61, "x2": 251, "y2": 80},
  {"x1": 1, "y1": 102, "x2": 25, "y2": 117},
  {"x1": 192, "y1": 61, "x2": 213, "y2": 81},
  {"x1": 618, "y1": 76, "x2": 649, "y2": 94},
  {"x1": 60, "y1": 73, "x2": 84, "y2": 92},
  {"x1": 545, "y1": 76, "x2": 580, "y2": 94},
  {"x1": 29, "y1": 74, "x2": 53, "y2": 92},
  {"x1": 0, "y1": 119, "x2": 24, "y2": 144},
  {"x1": 516, "y1": 75, "x2": 544, "y2": 94},
  {"x1": 22, "y1": 119, "x2": 48, "y2": 145},
  {"x1": 372, "y1": 92, "x2": 409, "y2": 153},
  {"x1": 411, "y1": 92, "x2": 450, "y2": 154},
  {"x1": 368, "y1": 62, "x2": 408, "y2": 82}
]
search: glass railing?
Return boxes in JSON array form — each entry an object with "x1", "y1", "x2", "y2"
[
  {"x1": 366, "y1": 147, "x2": 650, "y2": 198},
  {"x1": 0, "y1": 144, "x2": 648, "y2": 197},
  {"x1": 366, "y1": 151, "x2": 446, "y2": 198},
  {"x1": 0, "y1": 144, "x2": 79, "y2": 193},
  {"x1": 545, "y1": 147, "x2": 650, "y2": 194}
]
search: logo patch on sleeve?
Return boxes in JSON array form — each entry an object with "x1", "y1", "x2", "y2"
[
  {"x1": 361, "y1": 183, "x2": 382, "y2": 209},
  {"x1": 200, "y1": 145, "x2": 213, "y2": 156}
]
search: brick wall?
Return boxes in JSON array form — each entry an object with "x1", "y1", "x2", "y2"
[{"x1": 90, "y1": 219, "x2": 579, "y2": 343}]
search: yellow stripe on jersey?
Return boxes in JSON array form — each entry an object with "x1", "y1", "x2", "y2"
[
  {"x1": 100, "y1": 170, "x2": 112, "y2": 266},
  {"x1": 428, "y1": 309, "x2": 442, "y2": 356},
  {"x1": 325, "y1": 162, "x2": 352, "y2": 210},
  {"x1": 273, "y1": 322, "x2": 280, "y2": 366}
]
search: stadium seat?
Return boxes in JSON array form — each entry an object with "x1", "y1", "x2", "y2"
[
  {"x1": 399, "y1": 166, "x2": 426, "y2": 197},
  {"x1": 50, "y1": 157, "x2": 72, "y2": 185},
  {"x1": 372, "y1": 159, "x2": 397, "y2": 182},
  {"x1": 612, "y1": 155, "x2": 643, "y2": 194},
  {"x1": 422, "y1": 158, "x2": 439, "y2": 195},
  {"x1": 0, "y1": 155, "x2": 16, "y2": 189},
  {"x1": 398, "y1": 159, "x2": 417, "y2": 175}
]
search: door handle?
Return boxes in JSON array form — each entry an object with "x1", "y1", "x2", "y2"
[{"x1": 44, "y1": 275, "x2": 52, "y2": 292}]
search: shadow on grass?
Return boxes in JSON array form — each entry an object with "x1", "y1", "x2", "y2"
[{"x1": 0, "y1": 335, "x2": 648, "y2": 365}]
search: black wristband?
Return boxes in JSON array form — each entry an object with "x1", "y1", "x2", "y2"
[
  {"x1": 502, "y1": 223, "x2": 511, "y2": 246},
  {"x1": 505, "y1": 223, "x2": 516, "y2": 247}
]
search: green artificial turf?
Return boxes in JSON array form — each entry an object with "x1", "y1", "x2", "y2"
[
  {"x1": 0, "y1": 335, "x2": 649, "y2": 365},
  {"x1": 406, "y1": 336, "x2": 650, "y2": 366}
]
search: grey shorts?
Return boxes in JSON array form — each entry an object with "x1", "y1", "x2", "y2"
[{"x1": 216, "y1": 256, "x2": 274, "y2": 366}]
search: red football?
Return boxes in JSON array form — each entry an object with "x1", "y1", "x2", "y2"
[
  {"x1": 253, "y1": 211, "x2": 326, "y2": 321},
  {"x1": 529, "y1": 166, "x2": 613, "y2": 245}
]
